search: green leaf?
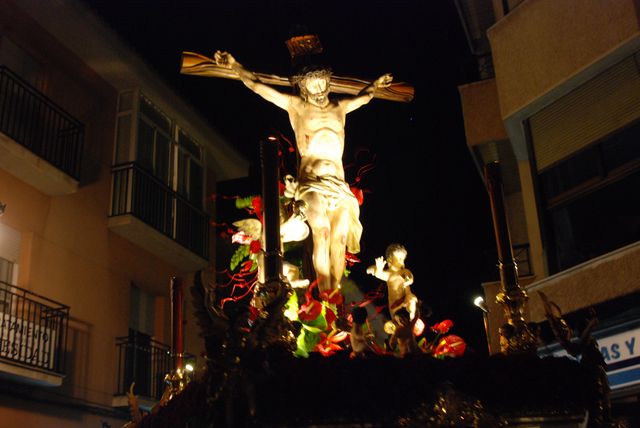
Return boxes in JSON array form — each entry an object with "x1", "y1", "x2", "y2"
[
  {"x1": 301, "y1": 312, "x2": 328, "y2": 332},
  {"x1": 295, "y1": 328, "x2": 322, "y2": 357},
  {"x1": 230, "y1": 245, "x2": 249, "y2": 271},
  {"x1": 235, "y1": 196, "x2": 255, "y2": 210}
]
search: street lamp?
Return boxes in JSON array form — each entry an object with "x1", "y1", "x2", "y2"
[
  {"x1": 473, "y1": 296, "x2": 492, "y2": 354},
  {"x1": 474, "y1": 296, "x2": 487, "y2": 313}
]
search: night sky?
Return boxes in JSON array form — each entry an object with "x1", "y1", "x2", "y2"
[{"x1": 83, "y1": 0, "x2": 499, "y2": 352}]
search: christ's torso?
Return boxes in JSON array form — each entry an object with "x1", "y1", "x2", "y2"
[{"x1": 288, "y1": 99, "x2": 346, "y2": 181}]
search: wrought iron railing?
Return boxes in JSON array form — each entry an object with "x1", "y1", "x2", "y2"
[
  {"x1": 0, "y1": 280, "x2": 69, "y2": 375},
  {"x1": 0, "y1": 66, "x2": 84, "y2": 179},
  {"x1": 110, "y1": 162, "x2": 209, "y2": 260},
  {"x1": 114, "y1": 333, "x2": 195, "y2": 400},
  {"x1": 514, "y1": 243, "x2": 532, "y2": 276}
]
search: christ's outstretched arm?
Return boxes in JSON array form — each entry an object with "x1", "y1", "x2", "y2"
[
  {"x1": 214, "y1": 51, "x2": 292, "y2": 110},
  {"x1": 341, "y1": 73, "x2": 393, "y2": 113}
]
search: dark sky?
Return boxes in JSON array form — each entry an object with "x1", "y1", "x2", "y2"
[{"x1": 84, "y1": 0, "x2": 499, "y2": 352}]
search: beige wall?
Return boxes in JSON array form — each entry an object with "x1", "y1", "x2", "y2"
[
  {"x1": 458, "y1": 79, "x2": 508, "y2": 147},
  {"x1": 516, "y1": 160, "x2": 545, "y2": 278},
  {"x1": 489, "y1": 0, "x2": 640, "y2": 119},
  {"x1": 0, "y1": 393, "x2": 125, "y2": 427},
  {"x1": 527, "y1": 242, "x2": 640, "y2": 323},
  {"x1": 0, "y1": 1, "x2": 207, "y2": 418}
]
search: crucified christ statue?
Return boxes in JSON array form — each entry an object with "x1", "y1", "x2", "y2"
[{"x1": 213, "y1": 51, "x2": 392, "y2": 293}]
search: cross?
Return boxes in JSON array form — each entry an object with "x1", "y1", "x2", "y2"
[{"x1": 180, "y1": 51, "x2": 414, "y2": 103}]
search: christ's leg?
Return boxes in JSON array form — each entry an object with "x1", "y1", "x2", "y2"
[
  {"x1": 301, "y1": 192, "x2": 332, "y2": 292},
  {"x1": 329, "y1": 204, "x2": 350, "y2": 291}
]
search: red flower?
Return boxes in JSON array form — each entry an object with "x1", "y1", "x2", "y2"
[
  {"x1": 249, "y1": 240, "x2": 261, "y2": 254},
  {"x1": 314, "y1": 330, "x2": 348, "y2": 357},
  {"x1": 251, "y1": 196, "x2": 263, "y2": 221},
  {"x1": 431, "y1": 319, "x2": 453, "y2": 335},
  {"x1": 298, "y1": 282, "x2": 322, "y2": 322},
  {"x1": 350, "y1": 187, "x2": 364, "y2": 206},
  {"x1": 298, "y1": 300, "x2": 322, "y2": 322},
  {"x1": 324, "y1": 306, "x2": 337, "y2": 328},
  {"x1": 345, "y1": 252, "x2": 360, "y2": 266},
  {"x1": 240, "y1": 260, "x2": 255, "y2": 272},
  {"x1": 320, "y1": 288, "x2": 343, "y2": 306},
  {"x1": 278, "y1": 181, "x2": 286, "y2": 196},
  {"x1": 433, "y1": 334, "x2": 466, "y2": 358}
]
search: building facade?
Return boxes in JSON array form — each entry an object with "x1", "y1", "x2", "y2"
[
  {"x1": 459, "y1": 0, "x2": 640, "y2": 404},
  {"x1": 0, "y1": 0, "x2": 247, "y2": 426}
]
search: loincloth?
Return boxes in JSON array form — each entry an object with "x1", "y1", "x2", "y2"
[{"x1": 295, "y1": 174, "x2": 363, "y2": 253}]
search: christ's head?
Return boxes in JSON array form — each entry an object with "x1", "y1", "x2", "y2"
[{"x1": 294, "y1": 68, "x2": 331, "y2": 107}]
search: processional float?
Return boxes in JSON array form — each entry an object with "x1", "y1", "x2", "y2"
[{"x1": 122, "y1": 34, "x2": 620, "y2": 428}]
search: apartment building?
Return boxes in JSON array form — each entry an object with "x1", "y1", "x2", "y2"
[
  {"x1": 459, "y1": 0, "x2": 640, "y2": 405},
  {"x1": 0, "y1": 0, "x2": 247, "y2": 426}
]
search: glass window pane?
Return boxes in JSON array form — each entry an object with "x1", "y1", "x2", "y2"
[
  {"x1": 546, "y1": 170, "x2": 640, "y2": 273},
  {"x1": 140, "y1": 97, "x2": 170, "y2": 134},
  {"x1": 177, "y1": 151, "x2": 189, "y2": 197},
  {"x1": 178, "y1": 130, "x2": 201, "y2": 160},
  {"x1": 602, "y1": 121, "x2": 640, "y2": 171},
  {"x1": 137, "y1": 119, "x2": 154, "y2": 172},
  {"x1": 155, "y1": 133, "x2": 170, "y2": 184},
  {"x1": 115, "y1": 115, "x2": 131, "y2": 164},
  {"x1": 0, "y1": 257, "x2": 14, "y2": 284},
  {"x1": 540, "y1": 146, "x2": 601, "y2": 200},
  {"x1": 190, "y1": 162, "x2": 203, "y2": 209}
]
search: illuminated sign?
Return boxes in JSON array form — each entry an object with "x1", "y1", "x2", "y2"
[
  {"x1": 596, "y1": 328, "x2": 640, "y2": 390},
  {"x1": 540, "y1": 324, "x2": 640, "y2": 391}
]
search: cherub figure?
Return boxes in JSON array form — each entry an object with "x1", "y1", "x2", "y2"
[
  {"x1": 367, "y1": 243, "x2": 418, "y2": 319},
  {"x1": 349, "y1": 306, "x2": 374, "y2": 358},
  {"x1": 389, "y1": 307, "x2": 420, "y2": 357}
]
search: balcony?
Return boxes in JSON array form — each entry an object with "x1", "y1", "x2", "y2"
[
  {"x1": 0, "y1": 280, "x2": 69, "y2": 386},
  {"x1": 0, "y1": 66, "x2": 84, "y2": 195},
  {"x1": 112, "y1": 332, "x2": 195, "y2": 409},
  {"x1": 108, "y1": 162, "x2": 209, "y2": 271}
]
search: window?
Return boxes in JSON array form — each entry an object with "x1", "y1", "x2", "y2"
[
  {"x1": 114, "y1": 91, "x2": 205, "y2": 205},
  {"x1": 138, "y1": 97, "x2": 171, "y2": 185},
  {"x1": 129, "y1": 284, "x2": 155, "y2": 337},
  {"x1": 0, "y1": 224, "x2": 20, "y2": 285},
  {"x1": 175, "y1": 130, "x2": 203, "y2": 209},
  {"x1": 538, "y1": 120, "x2": 640, "y2": 273},
  {"x1": 0, "y1": 257, "x2": 15, "y2": 284}
]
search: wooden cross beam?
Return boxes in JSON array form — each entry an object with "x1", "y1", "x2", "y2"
[{"x1": 180, "y1": 51, "x2": 414, "y2": 103}]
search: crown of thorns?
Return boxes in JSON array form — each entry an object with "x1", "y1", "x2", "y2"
[{"x1": 291, "y1": 67, "x2": 332, "y2": 87}]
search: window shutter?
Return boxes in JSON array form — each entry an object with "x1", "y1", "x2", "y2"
[{"x1": 530, "y1": 54, "x2": 640, "y2": 172}]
